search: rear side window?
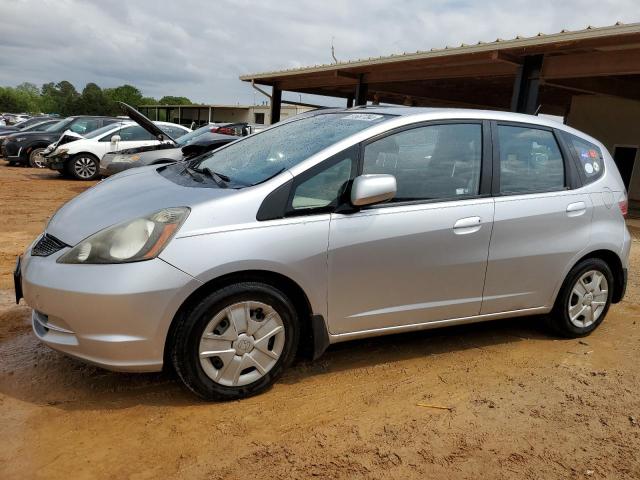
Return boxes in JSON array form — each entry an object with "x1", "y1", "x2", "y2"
[
  {"x1": 497, "y1": 125, "x2": 565, "y2": 194},
  {"x1": 565, "y1": 134, "x2": 604, "y2": 183}
]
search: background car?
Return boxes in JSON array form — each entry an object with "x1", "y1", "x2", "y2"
[
  {"x1": 1, "y1": 116, "x2": 121, "y2": 168},
  {"x1": 0, "y1": 115, "x2": 57, "y2": 136},
  {"x1": 100, "y1": 124, "x2": 236, "y2": 176},
  {"x1": 46, "y1": 120, "x2": 191, "y2": 180},
  {"x1": 0, "y1": 119, "x2": 60, "y2": 162}
]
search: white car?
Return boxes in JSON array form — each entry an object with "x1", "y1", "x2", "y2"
[{"x1": 45, "y1": 121, "x2": 190, "y2": 180}]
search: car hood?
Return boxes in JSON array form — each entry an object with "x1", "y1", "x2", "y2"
[
  {"x1": 119, "y1": 101, "x2": 176, "y2": 143},
  {"x1": 46, "y1": 165, "x2": 237, "y2": 245},
  {"x1": 6, "y1": 131, "x2": 58, "y2": 142}
]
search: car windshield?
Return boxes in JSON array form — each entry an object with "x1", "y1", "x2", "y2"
[
  {"x1": 44, "y1": 118, "x2": 73, "y2": 132},
  {"x1": 176, "y1": 125, "x2": 215, "y2": 146},
  {"x1": 85, "y1": 123, "x2": 126, "y2": 140},
  {"x1": 193, "y1": 112, "x2": 391, "y2": 186}
]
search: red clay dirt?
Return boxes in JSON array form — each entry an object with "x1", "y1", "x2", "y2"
[{"x1": 1, "y1": 165, "x2": 639, "y2": 479}]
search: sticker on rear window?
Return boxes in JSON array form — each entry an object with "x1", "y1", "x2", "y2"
[
  {"x1": 341, "y1": 114, "x2": 384, "y2": 121},
  {"x1": 584, "y1": 163, "x2": 594, "y2": 174}
]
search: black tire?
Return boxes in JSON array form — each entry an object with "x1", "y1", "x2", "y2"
[
  {"x1": 171, "y1": 282, "x2": 300, "y2": 401},
  {"x1": 548, "y1": 258, "x2": 614, "y2": 337},
  {"x1": 28, "y1": 147, "x2": 47, "y2": 168},
  {"x1": 7, "y1": 161, "x2": 16, "y2": 166},
  {"x1": 66, "y1": 153, "x2": 100, "y2": 180}
]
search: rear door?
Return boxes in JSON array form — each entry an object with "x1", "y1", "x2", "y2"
[
  {"x1": 327, "y1": 121, "x2": 495, "y2": 335},
  {"x1": 481, "y1": 122, "x2": 591, "y2": 314}
]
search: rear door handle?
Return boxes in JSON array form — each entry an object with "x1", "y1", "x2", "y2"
[
  {"x1": 566, "y1": 201, "x2": 586, "y2": 217},
  {"x1": 453, "y1": 216, "x2": 482, "y2": 234}
]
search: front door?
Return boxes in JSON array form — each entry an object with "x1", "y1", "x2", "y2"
[{"x1": 327, "y1": 122, "x2": 494, "y2": 335}]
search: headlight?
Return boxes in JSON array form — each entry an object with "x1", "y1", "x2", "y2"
[{"x1": 57, "y1": 207, "x2": 190, "y2": 264}]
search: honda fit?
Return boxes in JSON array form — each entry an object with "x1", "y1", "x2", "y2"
[{"x1": 15, "y1": 107, "x2": 630, "y2": 400}]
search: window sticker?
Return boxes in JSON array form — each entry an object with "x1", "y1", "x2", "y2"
[
  {"x1": 341, "y1": 113, "x2": 384, "y2": 121},
  {"x1": 593, "y1": 161, "x2": 600, "y2": 172},
  {"x1": 584, "y1": 163, "x2": 594, "y2": 174}
]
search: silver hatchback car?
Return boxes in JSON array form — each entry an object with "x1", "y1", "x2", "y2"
[{"x1": 16, "y1": 107, "x2": 630, "y2": 400}]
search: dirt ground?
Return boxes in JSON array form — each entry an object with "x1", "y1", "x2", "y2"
[{"x1": 1, "y1": 165, "x2": 640, "y2": 479}]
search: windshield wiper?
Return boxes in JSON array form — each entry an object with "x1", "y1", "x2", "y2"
[
  {"x1": 180, "y1": 164, "x2": 203, "y2": 183},
  {"x1": 196, "y1": 166, "x2": 230, "y2": 188}
]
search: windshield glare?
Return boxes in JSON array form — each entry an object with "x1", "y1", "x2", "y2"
[
  {"x1": 193, "y1": 112, "x2": 390, "y2": 186},
  {"x1": 44, "y1": 118, "x2": 72, "y2": 132},
  {"x1": 85, "y1": 123, "x2": 126, "y2": 140},
  {"x1": 176, "y1": 125, "x2": 213, "y2": 146}
]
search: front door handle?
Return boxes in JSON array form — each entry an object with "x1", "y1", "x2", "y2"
[
  {"x1": 453, "y1": 216, "x2": 481, "y2": 234},
  {"x1": 566, "y1": 201, "x2": 586, "y2": 217}
]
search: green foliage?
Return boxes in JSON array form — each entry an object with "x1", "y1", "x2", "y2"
[
  {"x1": 0, "y1": 81, "x2": 171, "y2": 116},
  {"x1": 158, "y1": 96, "x2": 192, "y2": 105}
]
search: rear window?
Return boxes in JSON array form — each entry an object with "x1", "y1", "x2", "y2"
[{"x1": 565, "y1": 133, "x2": 604, "y2": 183}]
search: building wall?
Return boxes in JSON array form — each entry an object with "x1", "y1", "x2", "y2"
[{"x1": 567, "y1": 95, "x2": 640, "y2": 199}]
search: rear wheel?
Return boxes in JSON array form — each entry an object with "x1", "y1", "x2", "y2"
[
  {"x1": 549, "y1": 258, "x2": 613, "y2": 337},
  {"x1": 67, "y1": 153, "x2": 100, "y2": 180},
  {"x1": 28, "y1": 147, "x2": 47, "y2": 168},
  {"x1": 171, "y1": 282, "x2": 300, "y2": 400}
]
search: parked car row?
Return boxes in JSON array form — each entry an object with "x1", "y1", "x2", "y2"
[{"x1": 0, "y1": 104, "x2": 241, "y2": 180}]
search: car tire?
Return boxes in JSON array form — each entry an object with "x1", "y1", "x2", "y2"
[
  {"x1": 28, "y1": 147, "x2": 47, "y2": 168},
  {"x1": 67, "y1": 153, "x2": 100, "y2": 180},
  {"x1": 548, "y1": 258, "x2": 614, "y2": 338},
  {"x1": 171, "y1": 282, "x2": 300, "y2": 401}
]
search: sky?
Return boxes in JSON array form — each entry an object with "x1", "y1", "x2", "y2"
[{"x1": 1, "y1": 0, "x2": 639, "y2": 106}]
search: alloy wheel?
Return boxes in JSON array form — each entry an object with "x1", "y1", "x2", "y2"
[
  {"x1": 568, "y1": 270, "x2": 608, "y2": 328},
  {"x1": 30, "y1": 148, "x2": 46, "y2": 168},
  {"x1": 74, "y1": 156, "x2": 97, "y2": 179},
  {"x1": 199, "y1": 301, "x2": 285, "y2": 387}
]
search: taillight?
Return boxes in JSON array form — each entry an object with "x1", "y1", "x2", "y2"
[{"x1": 619, "y1": 195, "x2": 628, "y2": 218}]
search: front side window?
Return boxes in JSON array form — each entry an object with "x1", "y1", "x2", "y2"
[
  {"x1": 69, "y1": 119, "x2": 100, "y2": 135},
  {"x1": 161, "y1": 125, "x2": 187, "y2": 138},
  {"x1": 362, "y1": 123, "x2": 482, "y2": 201},
  {"x1": 497, "y1": 125, "x2": 565, "y2": 194},
  {"x1": 290, "y1": 149, "x2": 355, "y2": 212},
  {"x1": 193, "y1": 112, "x2": 390, "y2": 187}
]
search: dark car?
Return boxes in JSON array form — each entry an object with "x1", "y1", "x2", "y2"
[
  {"x1": 0, "y1": 119, "x2": 60, "y2": 151},
  {"x1": 1, "y1": 116, "x2": 120, "y2": 168},
  {"x1": 0, "y1": 116, "x2": 58, "y2": 136}
]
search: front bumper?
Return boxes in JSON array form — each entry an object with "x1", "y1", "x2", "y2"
[
  {"x1": 100, "y1": 161, "x2": 134, "y2": 177},
  {"x1": 45, "y1": 154, "x2": 68, "y2": 171},
  {"x1": 21, "y1": 246, "x2": 201, "y2": 372}
]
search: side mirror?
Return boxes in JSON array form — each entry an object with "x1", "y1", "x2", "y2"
[
  {"x1": 350, "y1": 174, "x2": 396, "y2": 207},
  {"x1": 110, "y1": 134, "x2": 121, "y2": 144}
]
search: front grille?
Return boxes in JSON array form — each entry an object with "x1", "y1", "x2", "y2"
[{"x1": 31, "y1": 234, "x2": 68, "y2": 257}]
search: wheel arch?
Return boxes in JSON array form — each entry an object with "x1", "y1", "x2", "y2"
[
  {"x1": 571, "y1": 249, "x2": 625, "y2": 303},
  {"x1": 163, "y1": 269, "x2": 323, "y2": 370}
]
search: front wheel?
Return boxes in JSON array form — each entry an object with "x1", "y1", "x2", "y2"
[
  {"x1": 28, "y1": 147, "x2": 47, "y2": 168},
  {"x1": 171, "y1": 282, "x2": 300, "y2": 400},
  {"x1": 549, "y1": 258, "x2": 613, "y2": 337},
  {"x1": 67, "y1": 153, "x2": 100, "y2": 180}
]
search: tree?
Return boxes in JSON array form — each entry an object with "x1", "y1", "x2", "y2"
[
  {"x1": 104, "y1": 84, "x2": 144, "y2": 109},
  {"x1": 158, "y1": 96, "x2": 192, "y2": 105},
  {"x1": 77, "y1": 83, "x2": 112, "y2": 115}
]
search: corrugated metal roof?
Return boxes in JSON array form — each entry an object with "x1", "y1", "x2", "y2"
[{"x1": 240, "y1": 21, "x2": 640, "y2": 81}]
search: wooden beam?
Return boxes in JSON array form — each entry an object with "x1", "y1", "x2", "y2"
[
  {"x1": 542, "y1": 49, "x2": 640, "y2": 79},
  {"x1": 491, "y1": 50, "x2": 522, "y2": 65},
  {"x1": 335, "y1": 70, "x2": 361, "y2": 80},
  {"x1": 542, "y1": 77, "x2": 640, "y2": 101}
]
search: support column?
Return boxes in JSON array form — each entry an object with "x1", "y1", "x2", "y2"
[
  {"x1": 355, "y1": 76, "x2": 368, "y2": 106},
  {"x1": 270, "y1": 86, "x2": 282, "y2": 124},
  {"x1": 510, "y1": 54, "x2": 544, "y2": 114},
  {"x1": 347, "y1": 96, "x2": 354, "y2": 108}
]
